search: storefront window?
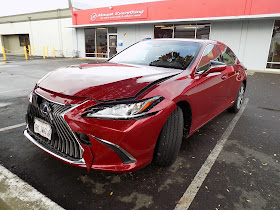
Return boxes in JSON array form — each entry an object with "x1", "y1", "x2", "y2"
[
  {"x1": 96, "y1": 28, "x2": 107, "y2": 57},
  {"x1": 85, "y1": 28, "x2": 95, "y2": 57},
  {"x1": 155, "y1": 23, "x2": 210, "y2": 39},
  {"x1": 196, "y1": 24, "x2": 210, "y2": 39},
  {"x1": 267, "y1": 20, "x2": 280, "y2": 69},
  {"x1": 174, "y1": 24, "x2": 196, "y2": 38},
  {"x1": 154, "y1": 25, "x2": 173, "y2": 38},
  {"x1": 85, "y1": 27, "x2": 117, "y2": 58},
  {"x1": 108, "y1": 27, "x2": 117, "y2": 33}
]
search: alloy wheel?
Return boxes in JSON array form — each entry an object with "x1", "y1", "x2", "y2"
[{"x1": 237, "y1": 85, "x2": 245, "y2": 109}]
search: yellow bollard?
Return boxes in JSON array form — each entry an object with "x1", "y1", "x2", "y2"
[
  {"x1": 28, "y1": 45, "x2": 31, "y2": 56},
  {"x1": 52, "y1": 46, "x2": 55, "y2": 58},
  {"x1": 2, "y1": 46, "x2": 6, "y2": 61},
  {"x1": 46, "y1": 46, "x2": 49, "y2": 57},
  {"x1": 24, "y1": 46, "x2": 28, "y2": 60},
  {"x1": 42, "y1": 46, "x2": 45, "y2": 59},
  {"x1": 32, "y1": 45, "x2": 35, "y2": 56}
]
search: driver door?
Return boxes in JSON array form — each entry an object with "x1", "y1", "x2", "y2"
[{"x1": 193, "y1": 44, "x2": 228, "y2": 129}]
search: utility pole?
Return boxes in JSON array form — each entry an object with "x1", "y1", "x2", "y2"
[{"x1": 68, "y1": 0, "x2": 72, "y2": 8}]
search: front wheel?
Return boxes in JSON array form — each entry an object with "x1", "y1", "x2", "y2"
[
  {"x1": 228, "y1": 83, "x2": 245, "y2": 113},
  {"x1": 153, "y1": 107, "x2": 184, "y2": 166}
]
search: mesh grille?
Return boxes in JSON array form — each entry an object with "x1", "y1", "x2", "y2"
[{"x1": 26, "y1": 94, "x2": 83, "y2": 161}]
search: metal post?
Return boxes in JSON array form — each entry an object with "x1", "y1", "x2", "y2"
[
  {"x1": 46, "y1": 46, "x2": 49, "y2": 57},
  {"x1": 32, "y1": 46, "x2": 35, "y2": 56},
  {"x1": 52, "y1": 46, "x2": 55, "y2": 58},
  {"x1": 28, "y1": 45, "x2": 31, "y2": 56},
  {"x1": 24, "y1": 46, "x2": 28, "y2": 60},
  {"x1": 43, "y1": 46, "x2": 45, "y2": 59},
  {"x1": 2, "y1": 46, "x2": 6, "y2": 61}
]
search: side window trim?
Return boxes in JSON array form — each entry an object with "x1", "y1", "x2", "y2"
[
  {"x1": 195, "y1": 43, "x2": 221, "y2": 74},
  {"x1": 228, "y1": 46, "x2": 238, "y2": 65},
  {"x1": 218, "y1": 44, "x2": 237, "y2": 66},
  {"x1": 215, "y1": 44, "x2": 222, "y2": 62}
]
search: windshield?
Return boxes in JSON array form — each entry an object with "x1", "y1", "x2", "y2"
[{"x1": 109, "y1": 40, "x2": 201, "y2": 70}]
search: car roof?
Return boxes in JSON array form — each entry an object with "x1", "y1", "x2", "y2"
[{"x1": 145, "y1": 38, "x2": 220, "y2": 45}]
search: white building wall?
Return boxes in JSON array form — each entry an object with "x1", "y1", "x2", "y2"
[
  {"x1": 76, "y1": 28, "x2": 85, "y2": 58},
  {"x1": 242, "y1": 20, "x2": 274, "y2": 70},
  {"x1": 210, "y1": 21, "x2": 242, "y2": 57},
  {"x1": 60, "y1": 18, "x2": 75, "y2": 57},
  {"x1": 210, "y1": 19, "x2": 274, "y2": 70},
  {"x1": 0, "y1": 18, "x2": 74, "y2": 57},
  {"x1": 117, "y1": 24, "x2": 154, "y2": 52}
]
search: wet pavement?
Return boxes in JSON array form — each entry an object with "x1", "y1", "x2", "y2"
[
  {"x1": 0, "y1": 59, "x2": 279, "y2": 209},
  {"x1": 190, "y1": 73, "x2": 280, "y2": 209}
]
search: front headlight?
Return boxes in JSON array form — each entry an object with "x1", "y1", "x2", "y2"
[
  {"x1": 28, "y1": 91, "x2": 33, "y2": 103},
  {"x1": 84, "y1": 96, "x2": 164, "y2": 119}
]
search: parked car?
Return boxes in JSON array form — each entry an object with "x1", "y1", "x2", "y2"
[{"x1": 24, "y1": 39, "x2": 247, "y2": 172}]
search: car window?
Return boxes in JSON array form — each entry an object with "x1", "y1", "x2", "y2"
[
  {"x1": 196, "y1": 44, "x2": 220, "y2": 73},
  {"x1": 218, "y1": 45, "x2": 236, "y2": 65},
  {"x1": 109, "y1": 40, "x2": 201, "y2": 70}
]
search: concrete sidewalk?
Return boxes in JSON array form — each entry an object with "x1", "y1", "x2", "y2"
[
  {"x1": 0, "y1": 164, "x2": 64, "y2": 210},
  {"x1": 0, "y1": 198, "x2": 11, "y2": 210}
]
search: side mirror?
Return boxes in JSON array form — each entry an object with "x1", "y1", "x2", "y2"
[{"x1": 207, "y1": 61, "x2": 226, "y2": 74}]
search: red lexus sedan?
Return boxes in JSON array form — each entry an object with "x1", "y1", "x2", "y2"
[{"x1": 24, "y1": 39, "x2": 247, "y2": 173}]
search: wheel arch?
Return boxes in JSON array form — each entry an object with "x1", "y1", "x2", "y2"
[
  {"x1": 243, "y1": 79, "x2": 247, "y2": 89},
  {"x1": 176, "y1": 100, "x2": 192, "y2": 137}
]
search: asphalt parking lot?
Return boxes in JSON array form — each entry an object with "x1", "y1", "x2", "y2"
[{"x1": 0, "y1": 58, "x2": 279, "y2": 210}]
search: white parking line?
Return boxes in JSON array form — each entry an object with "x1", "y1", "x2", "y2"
[
  {"x1": 175, "y1": 98, "x2": 249, "y2": 210},
  {"x1": 0, "y1": 164, "x2": 64, "y2": 210},
  {"x1": 0, "y1": 102, "x2": 12, "y2": 108},
  {"x1": 0, "y1": 89, "x2": 29, "y2": 94},
  {"x1": 0, "y1": 75, "x2": 21, "y2": 79},
  {"x1": 0, "y1": 123, "x2": 26, "y2": 132},
  {"x1": 0, "y1": 65, "x2": 19, "y2": 68}
]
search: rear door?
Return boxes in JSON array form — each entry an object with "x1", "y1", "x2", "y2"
[
  {"x1": 217, "y1": 45, "x2": 241, "y2": 104},
  {"x1": 193, "y1": 44, "x2": 228, "y2": 129}
]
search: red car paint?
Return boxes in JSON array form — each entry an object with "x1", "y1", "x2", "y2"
[{"x1": 25, "y1": 39, "x2": 247, "y2": 172}]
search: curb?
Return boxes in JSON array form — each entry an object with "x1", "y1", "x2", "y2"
[
  {"x1": 0, "y1": 164, "x2": 64, "y2": 210},
  {"x1": 247, "y1": 69, "x2": 280, "y2": 74}
]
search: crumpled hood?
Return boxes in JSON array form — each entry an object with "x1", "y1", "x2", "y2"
[{"x1": 38, "y1": 63, "x2": 181, "y2": 101}]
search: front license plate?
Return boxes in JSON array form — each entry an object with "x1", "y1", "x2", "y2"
[{"x1": 34, "y1": 118, "x2": 52, "y2": 140}]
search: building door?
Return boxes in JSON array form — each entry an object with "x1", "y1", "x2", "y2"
[
  {"x1": 24, "y1": 36, "x2": 30, "y2": 53},
  {"x1": 108, "y1": 35, "x2": 117, "y2": 58},
  {"x1": 85, "y1": 28, "x2": 96, "y2": 57},
  {"x1": 96, "y1": 28, "x2": 107, "y2": 57}
]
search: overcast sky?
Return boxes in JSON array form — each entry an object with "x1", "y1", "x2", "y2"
[
  {"x1": 0, "y1": 0, "x2": 165, "y2": 17},
  {"x1": 0, "y1": 0, "x2": 69, "y2": 17}
]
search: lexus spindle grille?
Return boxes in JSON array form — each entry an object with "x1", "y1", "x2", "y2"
[{"x1": 26, "y1": 93, "x2": 83, "y2": 161}]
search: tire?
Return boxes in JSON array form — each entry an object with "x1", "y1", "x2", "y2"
[
  {"x1": 153, "y1": 107, "x2": 184, "y2": 166},
  {"x1": 228, "y1": 83, "x2": 245, "y2": 113}
]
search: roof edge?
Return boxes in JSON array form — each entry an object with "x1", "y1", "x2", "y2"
[{"x1": 0, "y1": 8, "x2": 71, "y2": 24}]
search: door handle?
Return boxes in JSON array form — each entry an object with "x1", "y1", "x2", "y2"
[{"x1": 221, "y1": 75, "x2": 227, "y2": 80}]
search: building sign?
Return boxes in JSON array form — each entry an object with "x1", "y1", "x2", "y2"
[
  {"x1": 72, "y1": 0, "x2": 280, "y2": 26},
  {"x1": 90, "y1": 7, "x2": 147, "y2": 22}
]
